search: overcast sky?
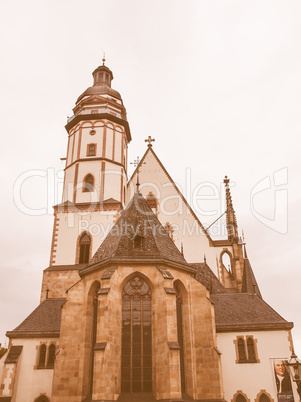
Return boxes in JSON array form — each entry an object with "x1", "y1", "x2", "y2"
[{"x1": 0, "y1": 0, "x2": 300, "y2": 354}]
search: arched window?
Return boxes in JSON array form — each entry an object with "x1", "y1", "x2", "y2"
[
  {"x1": 175, "y1": 283, "x2": 185, "y2": 393},
  {"x1": 238, "y1": 338, "x2": 247, "y2": 362},
  {"x1": 247, "y1": 337, "x2": 256, "y2": 362},
  {"x1": 47, "y1": 344, "x2": 56, "y2": 369},
  {"x1": 83, "y1": 174, "x2": 94, "y2": 192},
  {"x1": 259, "y1": 394, "x2": 271, "y2": 402},
  {"x1": 121, "y1": 276, "x2": 152, "y2": 393},
  {"x1": 38, "y1": 344, "x2": 46, "y2": 369},
  {"x1": 236, "y1": 394, "x2": 247, "y2": 402},
  {"x1": 79, "y1": 232, "x2": 91, "y2": 263},
  {"x1": 221, "y1": 251, "x2": 232, "y2": 274}
]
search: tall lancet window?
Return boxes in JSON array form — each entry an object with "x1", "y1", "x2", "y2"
[
  {"x1": 121, "y1": 276, "x2": 152, "y2": 393},
  {"x1": 79, "y1": 232, "x2": 91, "y2": 263},
  {"x1": 38, "y1": 344, "x2": 46, "y2": 369},
  {"x1": 237, "y1": 337, "x2": 247, "y2": 362},
  {"x1": 175, "y1": 283, "x2": 185, "y2": 393}
]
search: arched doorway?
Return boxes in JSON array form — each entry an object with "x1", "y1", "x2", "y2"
[{"x1": 121, "y1": 276, "x2": 152, "y2": 393}]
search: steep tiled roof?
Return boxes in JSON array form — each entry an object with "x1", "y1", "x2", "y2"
[
  {"x1": 211, "y1": 293, "x2": 293, "y2": 332},
  {"x1": 191, "y1": 263, "x2": 226, "y2": 294},
  {"x1": 241, "y1": 247, "x2": 262, "y2": 298},
  {"x1": 85, "y1": 193, "x2": 191, "y2": 271},
  {"x1": 6, "y1": 298, "x2": 66, "y2": 338},
  {"x1": 4, "y1": 346, "x2": 23, "y2": 363}
]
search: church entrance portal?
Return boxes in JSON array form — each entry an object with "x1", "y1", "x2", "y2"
[{"x1": 121, "y1": 276, "x2": 152, "y2": 393}]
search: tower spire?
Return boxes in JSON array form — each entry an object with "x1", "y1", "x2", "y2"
[{"x1": 224, "y1": 176, "x2": 239, "y2": 243}]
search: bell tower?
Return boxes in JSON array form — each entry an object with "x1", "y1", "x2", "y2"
[
  {"x1": 62, "y1": 59, "x2": 131, "y2": 205},
  {"x1": 49, "y1": 60, "x2": 131, "y2": 268}
]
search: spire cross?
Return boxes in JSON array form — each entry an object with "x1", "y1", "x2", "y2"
[{"x1": 145, "y1": 136, "x2": 155, "y2": 147}]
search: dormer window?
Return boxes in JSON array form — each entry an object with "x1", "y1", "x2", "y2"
[
  {"x1": 87, "y1": 144, "x2": 96, "y2": 156},
  {"x1": 133, "y1": 235, "x2": 143, "y2": 250}
]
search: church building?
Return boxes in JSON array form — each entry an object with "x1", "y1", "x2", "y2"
[{"x1": 0, "y1": 61, "x2": 297, "y2": 402}]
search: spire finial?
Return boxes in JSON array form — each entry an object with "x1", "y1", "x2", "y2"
[
  {"x1": 181, "y1": 242, "x2": 184, "y2": 257},
  {"x1": 224, "y1": 175, "x2": 239, "y2": 242},
  {"x1": 145, "y1": 136, "x2": 155, "y2": 147}
]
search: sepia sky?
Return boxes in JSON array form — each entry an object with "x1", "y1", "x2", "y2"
[{"x1": 0, "y1": 0, "x2": 301, "y2": 354}]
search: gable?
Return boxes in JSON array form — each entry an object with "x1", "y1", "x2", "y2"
[{"x1": 128, "y1": 147, "x2": 224, "y2": 275}]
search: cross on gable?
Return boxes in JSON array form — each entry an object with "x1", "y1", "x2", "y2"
[{"x1": 145, "y1": 136, "x2": 155, "y2": 147}]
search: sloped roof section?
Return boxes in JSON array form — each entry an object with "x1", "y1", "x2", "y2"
[
  {"x1": 241, "y1": 249, "x2": 262, "y2": 298},
  {"x1": 6, "y1": 298, "x2": 66, "y2": 338},
  {"x1": 86, "y1": 193, "x2": 190, "y2": 270},
  {"x1": 211, "y1": 293, "x2": 293, "y2": 332},
  {"x1": 191, "y1": 263, "x2": 226, "y2": 294}
]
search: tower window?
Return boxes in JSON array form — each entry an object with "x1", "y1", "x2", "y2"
[
  {"x1": 79, "y1": 232, "x2": 91, "y2": 263},
  {"x1": 89, "y1": 130, "x2": 96, "y2": 136},
  {"x1": 91, "y1": 109, "x2": 98, "y2": 114},
  {"x1": 83, "y1": 174, "x2": 94, "y2": 192},
  {"x1": 87, "y1": 144, "x2": 96, "y2": 156}
]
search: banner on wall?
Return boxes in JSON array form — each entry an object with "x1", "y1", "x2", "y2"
[{"x1": 273, "y1": 359, "x2": 294, "y2": 402}]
